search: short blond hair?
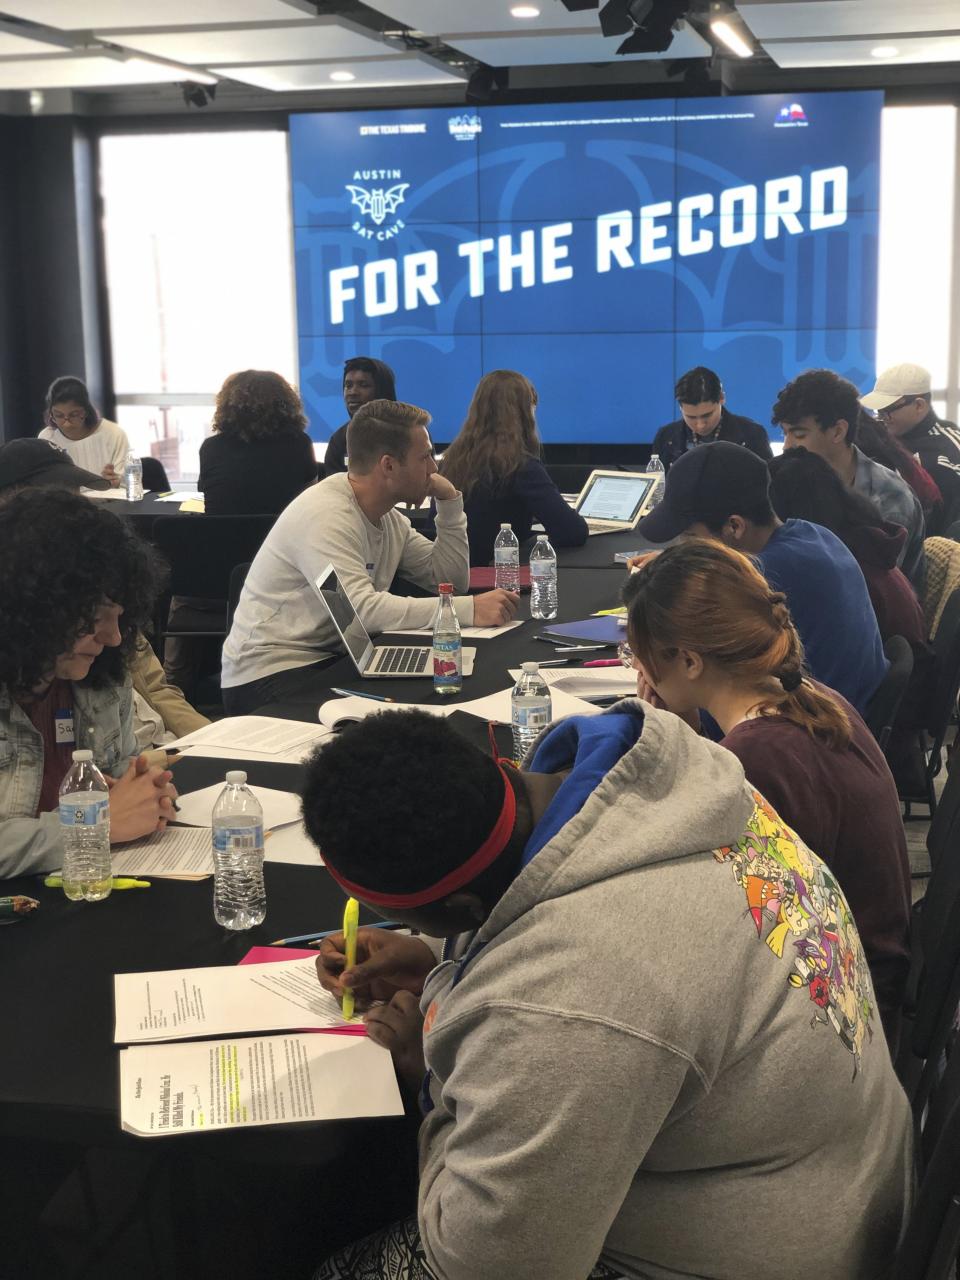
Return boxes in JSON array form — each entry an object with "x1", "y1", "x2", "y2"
[{"x1": 347, "y1": 399, "x2": 431, "y2": 473}]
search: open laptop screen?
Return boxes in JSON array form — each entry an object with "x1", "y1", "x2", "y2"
[
  {"x1": 316, "y1": 568, "x2": 371, "y2": 667},
  {"x1": 577, "y1": 473, "x2": 654, "y2": 523}
]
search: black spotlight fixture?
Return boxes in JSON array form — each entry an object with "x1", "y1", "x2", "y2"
[
  {"x1": 557, "y1": 0, "x2": 601, "y2": 10},
  {"x1": 598, "y1": 0, "x2": 634, "y2": 35},
  {"x1": 180, "y1": 81, "x2": 217, "y2": 108},
  {"x1": 466, "y1": 65, "x2": 509, "y2": 104},
  {"x1": 616, "y1": 0, "x2": 690, "y2": 53}
]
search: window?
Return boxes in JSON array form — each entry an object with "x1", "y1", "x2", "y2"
[{"x1": 99, "y1": 130, "x2": 297, "y2": 481}]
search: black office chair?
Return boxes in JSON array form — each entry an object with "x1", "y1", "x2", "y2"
[
  {"x1": 227, "y1": 561, "x2": 252, "y2": 634},
  {"x1": 140, "y1": 456, "x2": 170, "y2": 493},
  {"x1": 865, "y1": 635, "x2": 914, "y2": 753},
  {"x1": 901, "y1": 589, "x2": 960, "y2": 817},
  {"x1": 151, "y1": 514, "x2": 275, "y2": 658},
  {"x1": 543, "y1": 463, "x2": 598, "y2": 494},
  {"x1": 944, "y1": 520, "x2": 960, "y2": 544}
]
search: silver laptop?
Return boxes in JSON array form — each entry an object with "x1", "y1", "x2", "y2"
[
  {"x1": 313, "y1": 563, "x2": 476, "y2": 679},
  {"x1": 572, "y1": 469, "x2": 661, "y2": 535}
]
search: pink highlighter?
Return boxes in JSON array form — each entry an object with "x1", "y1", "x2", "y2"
[{"x1": 582, "y1": 659, "x2": 623, "y2": 668}]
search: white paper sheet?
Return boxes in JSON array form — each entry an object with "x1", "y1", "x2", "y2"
[
  {"x1": 169, "y1": 716, "x2": 331, "y2": 764},
  {"x1": 383, "y1": 620, "x2": 522, "y2": 640},
  {"x1": 82, "y1": 487, "x2": 127, "y2": 499},
  {"x1": 112, "y1": 826, "x2": 214, "y2": 876},
  {"x1": 508, "y1": 666, "x2": 637, "y2": 701},
  {"x1": 174, "y1": 784, "x2": 302, "y2": 832},
  {"x1": 115, "y1": 956, "x2": 345, "y2": 1043},
  {"x1": 264, "y1": 821, "x2": 323, "y2": 867},
  {"x1": 317, "y1": 686, "x2": 598, "y2": 731},
  {"x1": 155, "y1": 491, "x2": 202, "y2": 502},
  {"x1": 119, "y1": 1033, "x2": 402, "y2": 1136}
]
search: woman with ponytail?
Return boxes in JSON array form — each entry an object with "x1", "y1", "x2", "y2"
[{"x1": 624, "y1": 537, "x2": 910, "y2": 1049}]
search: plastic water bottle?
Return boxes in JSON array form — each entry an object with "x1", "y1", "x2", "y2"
[
  {"x1": 511, "y1": 662, "x2": 553, "y2": 763},
  {"x1": 59, "y1": 749, "x2": 112, "y2": 902},
  {"x1": 494, "y1": 523, "x2": 521, "y2": 592},
  {"x1": 212, "y1": 771, "x2": 266, "y2": 930},
  {"x1": 123, "y1": 451, "x2": 143, "y2": 501},
  {"x1": 647, "y1": 454, "x2": 665, "y2": 508},
  {"x1": 432, "y1": 582, "x2": 462, "y2": 696},
  {"x1": 530, "y1": 535, "x2": 558, "y2": 620}
]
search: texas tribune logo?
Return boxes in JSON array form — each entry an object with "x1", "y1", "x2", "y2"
[
  {"x1": 774, "y1": 102, "x2": 808, "y2": 129},
  {"x1": 346, "y1": 168, "x2": 410, "y2": 240}
]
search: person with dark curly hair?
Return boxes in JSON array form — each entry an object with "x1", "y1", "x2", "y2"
[
  {"x1": 772, "y1": 368, "x2": 925, "y2": 590},
  {"x1": 38, "y1": 375, "x2": 130, "y2": 488},
  {"x1": 305, "y1": 705, "x2": 911, "y2": 1280},
  {"x1": 323, "y1": 357, "x2": 397, "y2": 476},
  {"x1": 650, "y1": 366, "x2": 772, "y2": 471},
  {"x1": 198, "y1": 370, "x2": 317, "y2": 516},
  {"x1": 0, "y1": 489, "x2": 178, "y2": 879}
]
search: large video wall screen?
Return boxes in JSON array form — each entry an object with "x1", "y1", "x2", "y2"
[{"x1": 290, "y1": 91, "x2": 882, "y2": 444}]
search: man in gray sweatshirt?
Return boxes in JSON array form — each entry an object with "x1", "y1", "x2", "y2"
[
  {"x1": 221, "y1": 399, "x2": 518, "y2": 713},
  {"x1": 304, "y1": 705, "x2": 913, "y2": 1280}
]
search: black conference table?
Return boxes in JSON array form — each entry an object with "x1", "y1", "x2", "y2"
[{"x1": 0, "y1": 543, "x2": 633, "y2": 1278}]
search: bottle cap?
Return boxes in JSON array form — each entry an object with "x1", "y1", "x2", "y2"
[
  {"x1": 500, "y1": 522, "x2": 511, "y2": 529},
  {"x1": 72, "y1": 749, "x2": 93, "y2": 762},
  {"x1": 522, "y1": 661, "x2": 539, "y2": 673},
  {"x1": 226, "y1": 770, "x2": 247, "y2": 784},
  {"x1": 439, "y1": 583, "x2": 453, "y2": 594}
]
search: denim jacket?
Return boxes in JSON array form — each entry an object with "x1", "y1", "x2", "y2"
[{"x1": 0, "y1": 679, "x2": 135, "y2": 879}]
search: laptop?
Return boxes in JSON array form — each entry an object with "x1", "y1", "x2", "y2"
[
  {"x1": 572, "y1": 470, "x2": 661, "y2": 536},
  {"x1": 313, "y1": 564, "x2": 476, "y2": 679}
]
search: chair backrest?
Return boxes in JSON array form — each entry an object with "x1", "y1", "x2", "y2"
[
  {"x1": 925, "y1": 588, "x2": 960, "y2": 749},
  {"x1": 928, "y1": 760, "x2": 960, "y2": 871},
  {"x1": 227, "y1": 561, "x2": 251, "y2": 634},
  {"x1": 544, "y1": 463, "x2": 601, "y2": 493},
  {"x1": 141, "y1": 456, "x2": 170, "y2": 493},
  {"x1": 865, "y1": 635, "x2": 914, "y2": 751},
  {"x1": 152, "y1": 514, "x2": 275, "y2": 600}
]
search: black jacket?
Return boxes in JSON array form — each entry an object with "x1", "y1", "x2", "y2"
[
  {"x1": 463, "y1": 458, "x2": 589, "y2": 566},
  {"x1": 652, "y1": 408, "x2": 773, "y2": 471},
  {"x1": 898, "y1": 410, "x2": 960, "y2": 535},
  {"x1": 323, "y1": 422, "x2": 349, "y2": 475},
  {"x1": 198, "y1": 431, "x2": 318, "y2": 516}
]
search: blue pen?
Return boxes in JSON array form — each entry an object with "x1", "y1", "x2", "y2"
[
  {"x1": 329, "y1": 687, "x2": 395, "y2": 703},
  {"x1": 268, "y1": 921, "x2": 404, "y2": 946}
]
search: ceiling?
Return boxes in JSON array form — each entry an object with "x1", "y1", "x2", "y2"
[{"x1": 0, "y1": 0, "x2": 954, "y2": 110}]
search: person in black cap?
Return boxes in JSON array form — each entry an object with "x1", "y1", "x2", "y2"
[
  {"x1": 0, "y1": 437, "x2": 111, "y2": 492},
  {"x1": 650, "y1": 367, "x2": 772, "y2": 471},
  {"x1": 630, "y1": 441, "x2": 887, "y2": 716}
]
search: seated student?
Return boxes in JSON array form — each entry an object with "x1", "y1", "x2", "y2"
[
  {"x1": 772, "y1": 368, "x2": 926, "y2": 590},
  {"x1": 651, "y1": 366, "x2": 772, "y2": 471},
  {"x1": 221, "y1": 399, "x2": 518, "y2": 715},
  {"x1": 0, "y1": 437, "x2": 210, "y2": 755},
  {"x1": 623, "y1": 538, "x2": 911, "y2": 1049},
  {"x1": 198, "y1": 370, "x2": 317, "y2": 516},
  {"x1": 862, "y1": 362, "x2": 960, "y2": 533},
  {"x1": 0, "y1": 489, "x2": 178, "y2": 879},
  {"x1": 632, "y1": 442, "x2": 888, "y2": 716},
  {"x1": 37, "y1": 375, "x2": 130, "y2": 488},
  {"x1": 305, "y1": 709, "x2": 911, "y2": 1280},
  {"x1": 440, "y1": 369, "x2": 588, "y2": 564},
  {"x1": 323, "y1": 357, "x2": 397, "y2": 476},
  {"x1": 857, "y1": 410, "x2": 943, "y2": 529}
]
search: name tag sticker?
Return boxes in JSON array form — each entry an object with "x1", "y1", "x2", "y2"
[{"x1": 55, "y1": 711, "x2": 75, "y2": 745}]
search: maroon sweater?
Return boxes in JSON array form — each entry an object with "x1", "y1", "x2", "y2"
[{"x1": 722, "y1": 694, "x2": 911, "y2": 1047}]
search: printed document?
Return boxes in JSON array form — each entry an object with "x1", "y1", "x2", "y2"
[{"x1": 169, "y1": 716, "x2": 331, "y2": 764}]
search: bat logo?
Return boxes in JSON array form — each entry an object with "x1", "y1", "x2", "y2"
[{"x1": 345, "y1": 182, "x2": 410, "y2": 226}]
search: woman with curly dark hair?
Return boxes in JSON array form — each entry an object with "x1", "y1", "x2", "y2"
[
  {"x1": 0, "y1": 488, "x2": 178, "y2": 878},
  {"x1": 198, "y1": 370, "x2": 317, "y2": 516}
]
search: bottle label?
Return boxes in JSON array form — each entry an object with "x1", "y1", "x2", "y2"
[
  {"x1": 59, "y1": 796, "x2": 109, "y2": 827},
  {"x1": 494, "y1": 549, "x2": 517, "y2": 565},
  {"x1": 433, "y1": 637, "x2": 462, "y2": 687},
  {"x1": 214, "y1": 825, "x2": 264, "y2": 853},
  {"x1": 513, "y1": 704, "x2": 551, "y2": 730},
  {"x1": 530, "y1": 561, "x2": 555, "y2": 579}
]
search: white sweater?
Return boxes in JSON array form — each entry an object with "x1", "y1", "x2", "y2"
[
  {"x1": 38, "y1": 419, "x2": 129, "y2": 480},
  {"x1": 221, "y1": 473, "x2": 473, "y2": 688}
]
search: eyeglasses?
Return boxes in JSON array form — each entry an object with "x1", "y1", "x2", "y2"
[
  {"x1": 50, "y1": 409, "x2": 87, "y2": 425},
  {"x1": 877, "y1": 398, "x2": 917, "y2": 419}
]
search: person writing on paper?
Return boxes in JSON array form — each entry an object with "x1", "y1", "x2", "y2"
[
  {"x1": 439, "y1": 370, "x2": 588, "y2": 565},
  {"x1": 221, "y1": 400, "x2": 519, "y2": 715},
  {"x1": 0, "y1": 489, "x2": 178, "y2": 879},
  {"x1": 622, "y1": 538, "x2": 911, "y2": 1049},
  {"x1": 37, "y1": 375, "x2": 130, "y2": 488},
  {"x1": 304, "y1": 710, "x2": 911, "y2": 1280}
]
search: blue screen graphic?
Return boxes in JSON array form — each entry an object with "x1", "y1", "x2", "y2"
[{"x1": 290, "y1": 91, "x2": 881, "y2": 445}]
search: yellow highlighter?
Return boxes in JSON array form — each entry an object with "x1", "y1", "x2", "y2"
[{"x1": 341, "y1": 896, "x2": 360, "y2": 1022}]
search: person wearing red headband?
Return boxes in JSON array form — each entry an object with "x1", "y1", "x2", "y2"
[{"x1": 304, "y1": 708, "x2": 911, "y2": 1280}]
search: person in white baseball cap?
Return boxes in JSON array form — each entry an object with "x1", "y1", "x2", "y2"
[{"x1": 861, "y1": 363, "x2": 960, "y2": 533}]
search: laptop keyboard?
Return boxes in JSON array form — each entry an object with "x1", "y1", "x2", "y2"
[{"x1": 372, "y1": 646, "x2": 430, "y2": 675}]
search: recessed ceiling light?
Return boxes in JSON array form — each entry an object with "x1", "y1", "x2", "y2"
[
  {"x1": 871, "y1": 45, "x2": 899, "y2": 57},
  {"x1": 710, "y1": 18, "x2": 753, "y2": 58},
  {"x1": 329, "y1": 70, "x2": 356, "y2": 82},
  {"x1": 511, "y1": 5, "x2": 541, "y2": 17}
]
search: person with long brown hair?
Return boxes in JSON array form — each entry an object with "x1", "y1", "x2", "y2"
[
  {"x1": 440, "y1": 369, "x2": 587, "y2": 564},
  {"x1": 623, "y1": 537, "x2": 910, "y2": 1049}
]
